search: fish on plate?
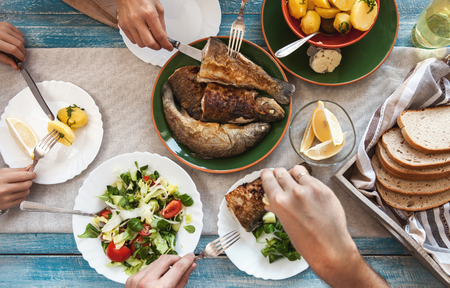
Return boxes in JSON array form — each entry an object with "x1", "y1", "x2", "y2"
[
  {"x1": 162, "y1": 82, "x2": 270, "y2": 159},
  {"x1": 168, "y1": 66, "x2": 285, "y2": 124},
  {"x1": 198, "y1": 37, "x2": 294, "y2": 105}
]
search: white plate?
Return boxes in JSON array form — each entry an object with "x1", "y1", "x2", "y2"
[
  {"x1": 120, "y1": 0, "x2": 221, "y2": 67},
  {"x1": 0, "y1": 80, "x2": 103, "y2": 184},
  {"x1": 217, "y1": 169, "x2": 309, "y2": 280},
  {"x1": 72, "y1": 152, "x2": 203, "y2": 284}
]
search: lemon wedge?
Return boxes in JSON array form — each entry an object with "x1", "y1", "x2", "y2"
[
  {"x1": 304, "y1": 132, "x2": 347, "y2": 160},
  {"x1": 47, "y1": 120, "x2": 75, "y2": 147},
  {"x1": 300, "y1": 111, "x2": 316, "y2": 153},
  {"x1": 312, "y1": 101, "x2": 343, "y2": 146},
  {"x1": 5, "y1": 117, "x2": 38, "y2": 159}
]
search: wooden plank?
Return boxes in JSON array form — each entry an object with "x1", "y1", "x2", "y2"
[{"x1": 0, "y1": 255, "x2": 443, "y2": 287}]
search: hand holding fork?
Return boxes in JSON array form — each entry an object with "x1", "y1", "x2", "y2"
[{"x1": 228, "y1": 0, "x2": 249, "y2": 58}]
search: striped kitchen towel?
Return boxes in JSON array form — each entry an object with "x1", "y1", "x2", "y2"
[{"x1": 350, "y1": 56, "x2": 450, "y2": 275}]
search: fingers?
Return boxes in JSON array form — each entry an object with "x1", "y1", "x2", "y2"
[
  {"x1": 165, "y1": 253, "x2": 196, "y2": 286},
  {"x1": 0, "y1": 167, "x2": 36, "y2": 184},
  {"x1": 151, "y1": 254, "x2": 182, "y2": 277},
  {"x1": 289, "y1": 165, "x2": 311, "y2": 185},
  {"x1": 175, "y1": 261, "x2": 197, "y2": 288},
  {"x1": 0, "y1": 23, "x2": 26, "y2": 60}
]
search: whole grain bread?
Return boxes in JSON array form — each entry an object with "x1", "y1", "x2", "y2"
[
  {"x1": 376, "y1": 181, "x2": 450, "y2": 212},
  {"x1": 376, "y1": 143, "x2": 450, "y2": 181},
  {"x1": 381, "y1": 128, "x2": 450, "y2": 169},
  {"x1": 372, "y1": 154, "x2": 450, "y2": 195},
  {"x1": 397, "y1": 106, "x2": 450, "y2": 154}
]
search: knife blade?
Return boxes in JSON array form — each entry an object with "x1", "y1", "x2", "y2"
[
  {"x1": 167, "y1": 38, "x2": 202, "y2": 62},
  {"x1": 9, "y1": 55, "x2": 55, "y2": 120}
]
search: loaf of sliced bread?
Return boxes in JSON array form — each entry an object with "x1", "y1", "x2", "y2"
[
  {"x1": 397, "y1": 106, "x2": 450, "y2": 154},
  {"x1": 372, "y1": 154, "x2": 450, "y2": 195},
  {"x1": 376, "y1": 143, "x2": 450, "y2": 181},
  {"x1": 376, "y1": 181, "x2": 450, "y2": 212},
  {"x1": 381, "y1": 128, "x2": 450, "y2": 169}
]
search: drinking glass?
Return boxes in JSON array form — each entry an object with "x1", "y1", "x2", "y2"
[{"x1": 411, "y1": 0, "x2": 450, "y2": 49}]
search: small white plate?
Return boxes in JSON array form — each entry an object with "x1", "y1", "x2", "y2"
[
  {"x1": 217, "y1": 169, "x2": 309, "y2": 280},
  {"x1": 0, "y1": 80, "x2": 103, "y2": 184},
  {"x1": 72, "y1": 152, "x2": 203, "y2": 284},
  {"x1": 120, "y1": 0, "x2": 221, "y2": 67}
]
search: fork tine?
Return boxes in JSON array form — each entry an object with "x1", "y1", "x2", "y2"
[
  {"x1": 213, "y1": 228, "x2": 238, "y2": 245},
  {"x1": 216, "y1": 233, "x2": 240, "y2": 254},
  {"x1": 47, "y1": 134, "x2": 61, "y2": 150},
  {"x1": 41, "y1": 129, "x2": 58, "y2": 147},
  {"x1": 39, "y1": 129, "x2": 57, "y2": 146}
]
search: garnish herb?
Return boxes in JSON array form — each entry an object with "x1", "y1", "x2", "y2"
[
  {"x1": 338, "y1": 22, "x2": 350, "y2": 35},
  {"x1": 183, "y1": 225, "x2": 195, "y2": 234},
  {"x1": 360, "y1": 0, "x2": 376, "y2": 13},
  {"x1": 78, "y1": 223, "x2": 100, "y2": 238}
]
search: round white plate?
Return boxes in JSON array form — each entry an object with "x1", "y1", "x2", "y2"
[
  {"x1": 120, "y1": 0, "x2": 221, "y2": 67},
  {"x1": 72, "y1": 152, "x2": 203, "y2": 284},
  {"x1": 217, "y1": 169, "x2": 309, "y2": 280},
  {"x1": 0, "y1": 80, "x2": 103, "y2": 184}
]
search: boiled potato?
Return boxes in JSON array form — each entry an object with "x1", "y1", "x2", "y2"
[
  {"x1": 307, "y1": 0, "x2": 315, "y2": 10},
  {"x1": 288, "y1": 0, "x2": 308, "y2": 19},
  {"x1": 301, "y1": 10, "x2": 321, "y2": 34},
  {"x1": 47, "y1": 121, "x2": 75, "y2": 147},
  {"x1": 315, "y1": 7, "x2": 341, "y2": 19},
  {"x1": 57, "y1": 105, "x2": 88, "y2": 130},
  {"x1": 333, "y1": 12, "x2": 352, "y2": 34},
  {"x1": 330, "y1": 0, "x2": 356, "y2": 11},
  {"x1": 351, "y1": 0, "x2": 377, "y2": 31},
  {"x1": 311, "y1": 0, "x2": 330, "y2": 9}
]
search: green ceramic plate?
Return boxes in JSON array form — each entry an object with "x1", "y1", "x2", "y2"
[
  {"x1": 152, "y1": 37, "x2": 292, "y2": 173},
  {"x1": 262, "y1": 0, "x2": 399, "y2": 86}
]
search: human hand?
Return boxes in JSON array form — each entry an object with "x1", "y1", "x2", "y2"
[
  {"x1": 0, "y1": 166, "x2": 35, "y2": 210},
  {"x1": 116, "y1": 0, "x2": 173, "y2": 51},
  {"x1": 261, "y1": 165, "x2": 388, "y2": 287},
  {"x1": 0, "y1": 22, "x2": 25, "y2": 70},
  {"x1": 125, "y1": 253, "x2": 197, "y2": 288}
]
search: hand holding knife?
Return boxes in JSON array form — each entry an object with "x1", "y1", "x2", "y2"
[{"x1": 8, "y1": 54, "x2": 55, "y2": 120}]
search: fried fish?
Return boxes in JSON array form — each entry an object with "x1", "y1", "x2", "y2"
[
  {"x1": 225, "y1": 178, "x2": 266, "y2": 232},
  {"x1": 168, "y1": 66, "x2": 285, "y2": 124},
  {"x1": 198, "y1": 37, "x2": 294, "y2": 105},
  {"x1": 162, "y1": 82, "x2": 271, "y2": 159}
]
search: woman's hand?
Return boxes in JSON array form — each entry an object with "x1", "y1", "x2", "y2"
[
  {"x1": 116, "y1": 0, "x2": 173, "y2": 51},
  {"x1": 0, "y1": 22, "x2": 26, "y2": 70},
  {"x1": 261, "y1": 165, "x2": 388, "y2": 288},
  {"x1": 125, "y1": 253, "x2": 197, "y2": 288},
  {"x1": 0, "y1": 166, "x2": 35, "y2": 210}
]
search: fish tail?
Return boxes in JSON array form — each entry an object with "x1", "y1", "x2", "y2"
[{"x1": 272, "y1": 78, "x2": 295, "y2": 105}]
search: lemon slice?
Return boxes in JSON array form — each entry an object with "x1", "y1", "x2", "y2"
[
  {"x1": 300, "y1": 111, "x2": 316, "y2": 153},
  {"x1": 304, "y1": 132, "x2": 347, "y2": 160},
  {"x1": 5, "y1": 117, "x2": 38, "y2": 159},
  {"x1": 47, "y1": 121, "x2": 75, "y2": 147},
  {"x1": 312, "y1": 101, "x2": 344, "y2": 146}
]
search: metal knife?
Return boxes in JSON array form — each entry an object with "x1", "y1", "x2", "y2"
[
  {"x1": 9, "y1": 55, "x2": 55, "y2": 120},
  {"x1": 167, "y1": 38, "x2": 202, "y2": 62},
  {"x1": 20, "y1": 201, "x2": 96, "y2": 217}
]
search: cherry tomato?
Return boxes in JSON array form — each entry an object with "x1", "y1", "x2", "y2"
[
  {"x1": 143, "y1": 175, "x2": 150, "y2": 182},
  {"x1": 98, "y1": 208, "x2": 112, "y2": 219},
  {"x1": 106, "y1": 241, "x2": 132, "y2": 262},
  {"x1": 138, "y1": 223, "x2": 152, "y2": 236},
  {"x1": 130, "y1": 235, "x2": 150, "y2": 254},
  {"x1": 159, "y1": 200, "x2": 182, "y2": 219}
]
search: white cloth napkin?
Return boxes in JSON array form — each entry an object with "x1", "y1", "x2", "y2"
[{"x1": 350, "y1": 56, "x2": 450, "y2": 275}]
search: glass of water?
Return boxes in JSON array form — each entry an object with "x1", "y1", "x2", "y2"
[{"x1": 411, "y1": 0, "x2": 450, "y2": 49}]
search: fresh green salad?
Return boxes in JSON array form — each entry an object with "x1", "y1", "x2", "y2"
[
  {"x1": 252, "y1": 212, "x2": 301, "y2": 263},
  {"x1": 78, "y1": 162, "x2": 195, "y2": 275}
]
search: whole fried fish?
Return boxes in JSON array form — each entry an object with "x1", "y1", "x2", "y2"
[
  {"x1": 162, "y1": 82, "x2": 271, "y2": 159},
  {"x1": 168, "y1": 66, "x2": 285, "y2": 124},
  {"x1": 198, "y1": 37, "x2": 294, "y2": 105},
  {"x1": 225, "y1": 178, "x2": 266, "y2": 232}
]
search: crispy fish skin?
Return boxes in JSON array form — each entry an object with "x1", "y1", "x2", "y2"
[
  {"x1": 198, "y1": 37, "x2": 294, "y2": 105},
  {"x1": 162, "y1": 82, "x2": 271, "y2": 159},
  {"x1": 168, "y1": 66, "x2": 285, "y2": 124},
  {"x1": 225, "y1": 178, "x2": 266, "y2": 232}
]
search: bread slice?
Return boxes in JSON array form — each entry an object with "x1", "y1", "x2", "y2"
[
  {"x1": 376, "y1": 181, "x2": 450, "y2": 212},
  {"x1": 381, "y1": 128, "x2": 450, "y2": 169},
  {"x1": 397, "y1": 106, "x2": 450, "y2": 154},
  {"x1": 376, "y1": 143, "x2": 450, "y2": 181},
  {"x1": 372, "y1": 154, "x2": 450, "y2": 195}
]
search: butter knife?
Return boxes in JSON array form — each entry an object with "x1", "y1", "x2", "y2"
[
  {"x1": 20, "y1": 201, "x2": 96, "y2": 217},
  {"x1": 9, "y1": 55, "x2": 55, "y2": 120},
  {"x1": 167, "y1": 37, "x2": 202, "y2": 62}
]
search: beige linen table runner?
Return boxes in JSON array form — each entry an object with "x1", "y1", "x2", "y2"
[{"x1": 0, "y1": 47, "x2": 448, "y2": 239}]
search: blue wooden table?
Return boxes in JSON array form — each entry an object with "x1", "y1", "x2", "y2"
[{"x1": 0, "y1": 0, "x2": 447, "y2": 287}]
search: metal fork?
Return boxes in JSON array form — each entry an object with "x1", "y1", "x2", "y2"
[
  {"x1": 195, "y1": 229, "x2": 240, "y2": 261},
  {"x1": 28, "y1": 129, "x2": 60, "y2": 172},
  {"x1": 228, "y1": 0, "x2": 249, "y2": 58}
]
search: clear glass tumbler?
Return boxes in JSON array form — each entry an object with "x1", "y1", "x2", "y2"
[{"x1": 411, "y1": 0, "x2": 450, "y2": 49}]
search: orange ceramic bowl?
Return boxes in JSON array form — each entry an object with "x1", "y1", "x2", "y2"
[{"x1": 281, "y1": 0, "x2": 380, "y2": 49}]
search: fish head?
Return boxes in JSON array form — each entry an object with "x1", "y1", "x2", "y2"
[{"x1": 255, "y1": 97, "x2": 285, "y2": 122}]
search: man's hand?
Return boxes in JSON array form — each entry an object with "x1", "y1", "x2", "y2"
[
  {"x1": 0, "y1": 22, "x2": 26, "y2": 70},
  {"x1": 0, "y1": 166, "x2": 35, "y2": 210}
]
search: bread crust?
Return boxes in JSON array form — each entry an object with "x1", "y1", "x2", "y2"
[{"x1": 397, "y1": 106, "x2": 450, "y2": 154}]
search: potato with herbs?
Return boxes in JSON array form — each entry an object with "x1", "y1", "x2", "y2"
[
  {"x1": 330, "y1": 0, "x2": 356, "y2": 11},
  {"x1": 288, "y1": 0, "x2": 308, "y2": 19},
  {"x1": 334, "y1": 12, "x2": 352, "y2": 34},
  {"x1": 301, "y1": 10, "x2": 321, "y2": 34},
  {"x1": 57, "y1": 104, "x2": 88, "y2": 130},
  {"x1": 351, "y1": 0, "x2": 378, "y2": 31}
]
